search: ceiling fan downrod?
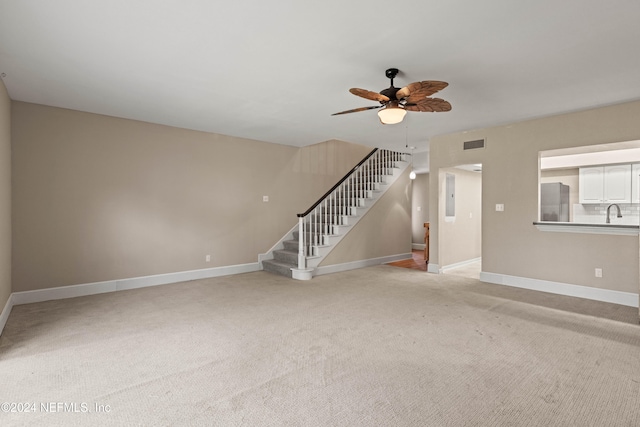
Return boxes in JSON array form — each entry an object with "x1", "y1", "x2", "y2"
[{"x1": 382, "y1": 68, "x2": 400, "y2": 100}]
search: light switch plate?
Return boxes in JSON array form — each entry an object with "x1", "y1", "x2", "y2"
[{"x1": 496, "y1": 204, "x2": 504, "y2": 212}]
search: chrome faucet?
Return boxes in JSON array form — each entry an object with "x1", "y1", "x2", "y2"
[{"x1": 606, "y1": 203, "x2": 622, "y2": 224}]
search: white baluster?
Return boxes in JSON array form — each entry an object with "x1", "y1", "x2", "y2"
[
  {"x1": 306, "y1": 215, "x2": 310, "y2": 256},
  {"x1": 365, "y1": 161, "x2": 369, "y2": 192},
  {"x1": 340, "y1": 182, "x2": 344, "y2": 219},
  {"x1": 323, "y1": 199, "x2": 327, "y2": 243},
  {"x1": 357, "y1": 165, "x2": 361, "y2": 203},
  {"x1": 308, "y1": 215, "x2": 312, "y2": 256},
  {"x1": 318, "y1": 206, "x2": 321, "y2": 247},
  {"x1": 329, "y1": 191, "x2": 333, "y2": 235},
  {"x1": 349, "y1": 174, "x2": 353, "y2": 216},
  {"x1": 358, "y1": 166, "x2": 361, "y2": 203},
  {"x1": 313, "y1": 208, "x2": 317, "y2": 251},
  {"x1": 375, "y1": 152, "x2": 379, "y2": 184}
]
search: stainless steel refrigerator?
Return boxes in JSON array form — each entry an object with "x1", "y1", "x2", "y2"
[{"x1": 540, "y1": 182, "x2": 569, "y2": 222}]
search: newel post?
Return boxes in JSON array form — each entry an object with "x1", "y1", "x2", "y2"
[{"x1": 297, "y1": 216, "x2": 306, "y2": 270}]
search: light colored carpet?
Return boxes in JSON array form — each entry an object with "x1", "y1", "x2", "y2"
[{"x1": 1, "y1": 265, "x2": 639, "y2": 426}]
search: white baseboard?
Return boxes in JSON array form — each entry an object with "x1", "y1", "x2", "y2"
[
  {"x1": 315, "y1": 253, "x2": 413, "y2": 276},
  {"x1": 412, "y1": 243, "x2": 426, "y2": 250},
  {"x1": 114, "y1": 263, "x2": 259, "y2": 292},
  {"x1": 427, "y1": 263, "x2": 440, "y2": 274},
  {"x1": 12, "y1": 262, "x2": 260, "y2": 306},
  {"x1": 11, "y1": 280, "x2": 118, "y2": 306},
  {"x1": 0, "y1": 262, "x2": 260, "y2": 337},
  {"x1": 440, "y1": 257, "x2": 482, "y2": 273},
  {"x1": 0, "y1": 293, "x2": 13, "y2": 337},
  {"x1": 480, "y1": 271, "x2": 639, "y2": 308}
]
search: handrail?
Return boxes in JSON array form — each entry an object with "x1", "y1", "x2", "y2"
[{"x1": 297, "y1": 148, "x2": 379, "y2": 217}]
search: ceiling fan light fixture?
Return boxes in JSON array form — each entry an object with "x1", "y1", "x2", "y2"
[{"x1": 377, "y1": 104, "x2": 406, "y2": 125}]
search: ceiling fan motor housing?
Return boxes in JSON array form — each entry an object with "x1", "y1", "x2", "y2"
[{"x1": 380, "y1": 86, "x2": 400, "y2": 101}]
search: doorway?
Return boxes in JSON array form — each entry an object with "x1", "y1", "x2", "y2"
[{"x1": 439, "y1": 164, "x2": 482, "y2": 279}]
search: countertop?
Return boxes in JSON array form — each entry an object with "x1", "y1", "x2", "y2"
[{"x1": 533, "y1": 221, "x2": 640, "y2": 235}]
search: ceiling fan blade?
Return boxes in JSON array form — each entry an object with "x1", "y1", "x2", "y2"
[
  {"x1": 396, "y1": 81, "x2": 449, "y2": 100},
  {"x1": 404, "y1": 98, "x2": 452, "y2": 112},
  {"x1": 349, "y1": 88, "x2": 390, "y2": 103},
  {"x1": 331, "y1": 105, "x2": 383, "y2": 116}
]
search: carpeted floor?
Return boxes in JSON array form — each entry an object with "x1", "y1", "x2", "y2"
[{"x1": 1, "y1": 265, "x2": 639, "y2": 426}]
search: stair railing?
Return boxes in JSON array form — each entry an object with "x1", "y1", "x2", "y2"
[{"x1": 295, "y1": 148, "x2": 405, "y2": 270}]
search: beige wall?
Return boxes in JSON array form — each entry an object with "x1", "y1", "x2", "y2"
[
  {"x1": 319, "y1": 167, "x2": 412, "y2": 266},
  {"x1": 430, "y1": 100, "x2": 640, "y2": 294},
  {"x1": 438, "y1": 167, "x2": 482, "y2": 268},
  {"x1": 411, "y1": 173, "x2": 429, "y2": 245},
  {"x1": 11, "y1": 102, "x2": 371, "y2": 292},
  {"x1": 0, "y1": 81, "x2": 10, "y2": 309}
]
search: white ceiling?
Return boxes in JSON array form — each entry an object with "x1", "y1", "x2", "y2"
[{"x1": 1, "y1": 0, "x2": 640, "y2": 173}]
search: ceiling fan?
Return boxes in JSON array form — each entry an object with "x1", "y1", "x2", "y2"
[{"x1": 331, "y1": 68, "x2": 451, "y2": 124}]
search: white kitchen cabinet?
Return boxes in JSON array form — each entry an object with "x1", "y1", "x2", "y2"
[
  {"x1": 632, "y1": 163, "x2": 640, "y2": 203},
  {"x1": 603, "y1": 164, "x2": 631, "y2": 203},
  {"x1": 579, "y1": 164, "x2": 632, "y2": 203},
  {"x1": 579, "y1": 167, "x2": 604, "y2": 203}
]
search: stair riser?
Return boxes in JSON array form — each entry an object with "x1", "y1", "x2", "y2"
[
  {"x1": 262, "y1": 260, "x2": 293, "y2": 278},
  {"x1": 274, "y1": 250, "x2": 298, "y2": 264},
  {"x1": 283, "y1": 240, "x2": 298, "y2": 251}
]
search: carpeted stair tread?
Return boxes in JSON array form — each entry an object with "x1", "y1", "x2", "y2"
[{"x1": 262, "y1": 259, "x2": 295, "y2": 278}]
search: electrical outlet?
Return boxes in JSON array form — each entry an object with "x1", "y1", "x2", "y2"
[
  {"x1": 263, "y1": 196, "x2": 269, "y2": 202},
  {"x1": 595, "y1": 268, "x2": 602, "y2": 278},
  {"x1": 206, "y1": 254, "x2": 211, "y2": 263},
  {"x1": 495, "y1": 204, "x2": 504, "y2": 212},
  {"x1": 417, "y1": 206, "x2": 421, "y2": 212}
]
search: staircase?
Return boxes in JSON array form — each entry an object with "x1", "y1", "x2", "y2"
[{"x1": 260, "y1": 148, "x2": 409, "y2": 280}]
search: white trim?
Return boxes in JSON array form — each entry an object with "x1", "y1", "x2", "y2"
[
  {"x1": 0, "y1": 262, "x2": 260, "y2": 337},
  {"x1": 534, "y1": 222, "x2": 639, "y2": 236},
  {"x1": 480, "y1": 271, "x2": 639, "y2": 308},
  {"x1": 0, "y1": 294, "x2": 14, "y2": 336},
  {"x1": 314, "y1": 253, "x2": 413, "y2": 276},
  {"x1": 427, "y1": 263, "x2": 440, "y2": 274},
  {"x1": 11, "y1": 262, "x2": 260, "y2": 306},
  {"x1": 291, "y1": 268, "x2": 314, "y2": 280},
  {"x1": 116, "y1": 263, "x2": 259, "y2": 291},
  {"x1": 12, "y1": 280, "x2": 116, "y2": 306},
  {"x1": 412, "y1": 243, "x2": 426, "y2": 250},
  {"x1": 440, "y1": 257, "x2": 481, "y2": 273}
]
